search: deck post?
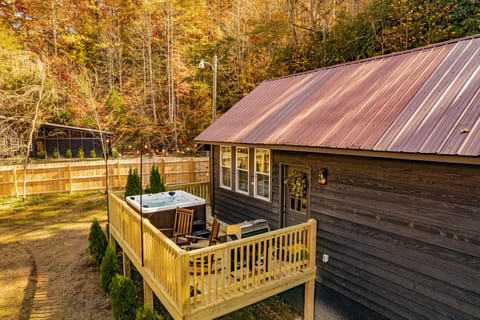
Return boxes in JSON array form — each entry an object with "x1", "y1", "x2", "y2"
[
  {"x1": 176, "y1": 251, "x2": 190, "y2": 318},
  {"x1": 143, "y1": 281, "x2": 154, "y2": 308},
  {"x1": 304, "y1": 219, "x2": 317, "y2": 320},
  {"x1": 123, "y1": 251, "x2": 131, "y2": 278},
  {"x1": 109, "y1": 228, "x2": 116, "y2": 246},
  {"x1": 304, "y1": 279, "x2": 315, "y2": 320}
]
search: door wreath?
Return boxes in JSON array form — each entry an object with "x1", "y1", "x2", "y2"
[{"x1": 285, "y1": 169, "x2": 307, "y2": 198}]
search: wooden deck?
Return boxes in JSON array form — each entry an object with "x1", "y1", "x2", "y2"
[{"x1": 108, "y1": 191, "x2": 316, "y2": 319}]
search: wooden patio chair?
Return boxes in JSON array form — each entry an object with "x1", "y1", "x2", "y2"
[
  {"x1": 172, "y1": 207, "x2": 194, "y2": 246},
  {"x1": 185, "y1": 216, "x2": 223, "y2": 275},
  {"x1": 185, "y1": 215, "x2": 221, "y2": 250}
]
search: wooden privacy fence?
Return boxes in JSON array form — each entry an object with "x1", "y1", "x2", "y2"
[
  {"x1": 0, "y1": 157, "x2": 209, "y2": 197},
  {"x1": 109, "y1": 191, "x2": 317, "y2": 320}
]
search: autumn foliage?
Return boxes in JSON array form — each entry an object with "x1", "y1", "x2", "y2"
[{"x1": 1, "y1": 1, "x2": 479, "y2": 155}]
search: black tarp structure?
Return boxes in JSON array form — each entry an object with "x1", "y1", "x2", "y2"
[{"x1": 33, "y1": 123, "x2": 112, "y2": 159}]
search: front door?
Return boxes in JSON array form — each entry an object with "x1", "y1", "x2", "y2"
[{"x1": 282, "y1": 165, "x2": 310, "y2": 227}]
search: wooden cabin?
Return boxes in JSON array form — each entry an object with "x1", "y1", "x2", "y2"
[{"x1": 195, "y1": 35, "x2": 480, "y2": 319}]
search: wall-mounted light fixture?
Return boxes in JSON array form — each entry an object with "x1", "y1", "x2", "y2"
[{"x1": 318, "y1": 168, "x2": 328, "y2": 185}]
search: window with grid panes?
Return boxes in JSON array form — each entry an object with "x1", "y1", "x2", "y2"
[
  {"x1": 220, "y1": 146, "x2": 231, "y2": 189},
  {"x1": 236, "y1": 147, "x2": 249, "y2": 194},
  {"x1": 255, "y1": 148, "x2": 270, "y2": 200}
]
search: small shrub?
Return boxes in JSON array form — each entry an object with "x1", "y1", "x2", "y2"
[
  {"x1": 65, "y1": 148, "x2": 72, "y2": 158},
  {"x1": 148, "y1": 166, "x2": 164, "y2": 194},
  {"x1": 283, "y1": 243, "x2": 309, "y2": 262},
  {"x1": 90, "y1": 149, "x2": 97, "y2": 158},
  {"x1": 100, "y1": 242, "x2": 120, "y2": 293},
  {"x1": 88, "y1": 218, "x2": 107, "y2": 265},
  {"x1": 110, "y1": 274, "x2": 137, "y2": 320},
  {"x1": 135, "y1": 304, "x2": 161, "y2": 320},
  {"x1": 52, "y1": 147, "x2": 59, "y2": 159},
  {"x1": 77, "y1": 148, "x2": 85, "y2": 158},
  {"x1": 37, "y1": 150, "x2": 46, "y2": 159},
  {"x1": 112, "y1": 149, "x2": 120, "y2": 158}
]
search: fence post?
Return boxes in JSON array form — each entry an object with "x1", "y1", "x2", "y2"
[
  {"x1": 116, "y1": 161, "x2": 121, "y2": 189},
  {"x1": 189, "y1": 158, "x2": 195, "y2": 183},
  {"x1": 13, "y1": 166, "x2": 18, "y2": 197},
  {"x1": 159, "y1": 158, "x2": 166, "y2": 184},
  {"x1": 66, "y1": 164, "x2": 72, "y2": 193}
]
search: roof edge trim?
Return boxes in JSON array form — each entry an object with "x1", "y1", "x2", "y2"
[{"x1": 196, "y1": 141, "x2": 480, "y2": 165}]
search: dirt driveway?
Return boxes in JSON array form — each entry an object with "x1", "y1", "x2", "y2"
[{"x1": 0, "y1": 192, "x2": 111, "y2": 319}]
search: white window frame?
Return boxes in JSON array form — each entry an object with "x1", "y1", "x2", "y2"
[
  {"x1": 235, "y1": 147, "x2": 249, "y2": 194},
  {"x1": 254, "y1": 148, "x2": 270, "y2": 201},
  {"x1": 220, "y1": 145, "x2": 232, "y2": 190}
]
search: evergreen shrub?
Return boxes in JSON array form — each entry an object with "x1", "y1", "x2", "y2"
[
  {"x1": 66, "y1": 148, "x2": 72, "y2": 158},
  {"x1": 100, "y1": 242, "x2": 120, "y2": 294},
  {"x1": 110, "y1": 274, "x2": 137, "y2": 320},
  {"x1": 135, "y1": 304, "x2": 162, "y2": 320},
  {"x1": 77, "y1": 148, "x2": 84, "y2": 158},
  {"x1": 88, "y1": 218, "x2": 107, "y2": 265},
  {"x1": 148, "y1": 165, "x2": 164, "y2": 194},
  {"x1": 90, "y1": 149, "x2": 97, "y2": 158},
  {"x1": 125, "y1": 168, "x2": 141, "y2": 197}
]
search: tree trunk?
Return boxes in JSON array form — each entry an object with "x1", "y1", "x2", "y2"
[{"x1": 23, "y1": 59, "x2": 46, "y2": 201}]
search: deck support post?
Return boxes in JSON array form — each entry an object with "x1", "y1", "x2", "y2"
[
  {"x1": 123, "y1": 251, "x2": 131, "y2": 278},
  {"x1": 304, "y1": 279, "x2": 315, "y2": 320},
  {"x1": 304, "y1": 218, "x2": 317, "y2": 320},
  {"x1": 143, "y1": 281, "x2": 154, "y2": 308}
]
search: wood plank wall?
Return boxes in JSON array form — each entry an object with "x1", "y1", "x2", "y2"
[
  {"x1": 212, "y1": 144, "x2": 480, "y2": 319},
  {"x1": 277, "y1": 151, "x2": 480, "y2": 320}
]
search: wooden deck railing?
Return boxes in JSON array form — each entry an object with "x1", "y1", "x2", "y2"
[{"x1": 108, "y1": 192, "x2": 316, "y2": 319}]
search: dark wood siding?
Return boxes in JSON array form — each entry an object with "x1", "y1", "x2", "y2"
[
  {"x1": 274, "y1": 151, "x2": 480, "y2": 320},
  {"x1": 211, "y1": 145, "x2": 480, "y2": 318}
]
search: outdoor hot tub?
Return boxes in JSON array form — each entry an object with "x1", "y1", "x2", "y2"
[{"x1": 126, "y1": 190, "x2": 206, "y2": 236}]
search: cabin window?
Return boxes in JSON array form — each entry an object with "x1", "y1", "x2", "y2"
[
  {"x1": 255, "y1": 148, "x2": 270, "y2": 200},
  {"x1": 236, "y1": 147, "x2": 249, "y2": 194},
  {"x1": 220, "y1": 146, "x2": 231, "y2": 189}
]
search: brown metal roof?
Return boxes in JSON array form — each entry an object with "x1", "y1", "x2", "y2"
[{"x1": 195, "y1": 35, "x2": 480, "y2": 157}]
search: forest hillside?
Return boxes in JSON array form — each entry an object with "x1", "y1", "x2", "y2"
[{"x1": 1, "y1": 0, "x2": 479, "y2": 154}]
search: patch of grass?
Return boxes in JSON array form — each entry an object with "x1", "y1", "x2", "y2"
[{"x1": 0, "y1": 191, "x2": 108, "y2": 241}]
